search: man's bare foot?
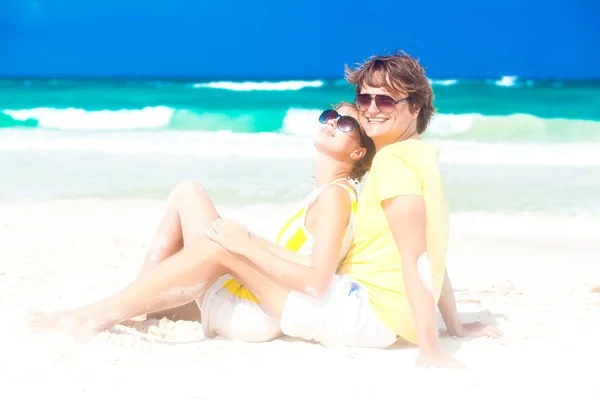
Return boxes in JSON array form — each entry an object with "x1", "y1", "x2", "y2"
[{"x1": 28, "y1": 309, "x2": 106, "y2": 342}]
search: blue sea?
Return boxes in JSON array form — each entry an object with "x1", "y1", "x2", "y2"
[{"x1": 1, "y1": 77, "x2": 599, "y2": 215}]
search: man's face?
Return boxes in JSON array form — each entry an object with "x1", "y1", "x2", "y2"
[{"x1": 357, "y1": 84, "x2": 419, "y2": 147}]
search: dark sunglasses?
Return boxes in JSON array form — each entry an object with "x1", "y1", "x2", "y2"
[
  {"x1": 355, "y1": 94, "x2": 409, "y2": 114},
  {"x1": 318, "y1": 109, "x2": 360, "y2": 134}
]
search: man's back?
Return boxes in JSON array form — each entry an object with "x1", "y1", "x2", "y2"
[{"x1": 339, "y1": 139, "x2": 450, "y2": 343}]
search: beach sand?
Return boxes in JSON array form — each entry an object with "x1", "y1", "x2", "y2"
[{"x1": 1, "y1": 199, "x2": 599, "y2": 399}]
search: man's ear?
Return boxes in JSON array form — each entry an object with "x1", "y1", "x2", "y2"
[{"x1": 411, "y1": 106, "x2": 421, "y2": 119}]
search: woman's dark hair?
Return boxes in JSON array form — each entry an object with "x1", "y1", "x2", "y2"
[{"x1": 334, "y1": 101, "x2": 376, "y2": 182}]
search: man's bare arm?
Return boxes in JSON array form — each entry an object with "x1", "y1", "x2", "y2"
[
  {"x1": 383, "y1": 195, "x2": 440, "y2": 356},
  {"x1": 437, "y1": 269, "x2": 463, "y2": 336}
]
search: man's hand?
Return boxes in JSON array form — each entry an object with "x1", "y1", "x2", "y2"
[
  {"x1": 415, "y1": 322, "x2": 502, "y2": 369},
  {"x1": 206, "y1": 218, "x2": 252, "y2": 256},
  {"x1": 452, "y1": 321, "x2": 504, "y2": 339}
]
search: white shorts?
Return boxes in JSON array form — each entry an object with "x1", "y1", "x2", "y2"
[
  {"x1": 198, "y1": 274, "x2": 282, "y2": 342},
  {"x1": 281, "y1": 275, "x2": 397, "y2": 348}
]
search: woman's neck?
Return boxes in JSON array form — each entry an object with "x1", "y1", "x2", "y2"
[{"x1": 313, "y1": 155, "x2": 352, "y2": 188}]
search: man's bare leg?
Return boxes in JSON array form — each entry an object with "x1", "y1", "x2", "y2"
[
  {"x1": 140, "y1": 181, "x2": 220, "y2": 321},
  {"x1": 30, "y1": 239, "x2": 228, "y2": 340}
]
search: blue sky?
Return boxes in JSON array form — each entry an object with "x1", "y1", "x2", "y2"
[{"x1": 0, "y1": 0, "x2": 598, "y2": 79}]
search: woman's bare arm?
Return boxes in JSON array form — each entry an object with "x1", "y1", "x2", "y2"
[
  {"x1": 248, "y1": 234, "x2": 310, "y2": 266},
  {"x1": 208, "y1": 185, "x2": 351, "y2": 297}
]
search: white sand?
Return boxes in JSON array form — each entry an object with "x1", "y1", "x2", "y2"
[{"x1": 1, "y1": 199, "x2": 599, "y2": 399}]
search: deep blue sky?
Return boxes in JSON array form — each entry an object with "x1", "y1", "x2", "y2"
[{"x1": 0, "y1": 0, "x2": 598, "y2": 79}]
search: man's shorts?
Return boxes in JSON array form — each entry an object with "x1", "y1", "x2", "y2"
[{"x1": 280, "y1": 274, "x2": 397, "y2": 348}]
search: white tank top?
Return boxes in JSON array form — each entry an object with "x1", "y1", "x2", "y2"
[
  {"x1": 220, "y1": 178, "x2": 358, "y2": 303},
  {"x1": 275, "y1": 178, "x2": 358, "y2": 268}
]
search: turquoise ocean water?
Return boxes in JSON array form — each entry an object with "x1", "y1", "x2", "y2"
[{"x1": 1, "y1": 77, "x2": 599, "y2": 215}]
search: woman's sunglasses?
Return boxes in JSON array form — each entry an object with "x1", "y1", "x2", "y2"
[
  {"x1": 355, "y1": 94, "x2": 409, "y2": 114},
  {"x1": 318, "y1": 109, "x2": 360, "y2": 134}
]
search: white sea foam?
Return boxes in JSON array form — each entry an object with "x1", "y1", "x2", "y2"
[
  {"x1": 427, "y1": 113, "x2": 600, "y2": 141},
  {"x1": 429, "y1": 113, "x2": 486, "y2": 136},
  {"x1": 429, "y1": 79, "x2": 459, "y2": 86},
  {"x1": 4, "y1": 107, "x2": 600, "y2": 143},
  {"x1": 433, "y1": 140, "x2": 600, "y2": 166},
  {"x1": 4, "y1": 106, "x2": 175, "y2": 130},
  {"x1": 1, "y1": 128, "x2": 598, "y2": 166},
  {"x1": 280, "y1": 108, "x2": 321, "y2": 135},
  {"x1": 0, "y1": 129, "x2": 316, "y2": 158},
  {"x1": 494, "y1": 76, "x2": 518, "y2": 87},
  {"x1": 192, "y1": 80, "x2": 324, "y2": 91}
]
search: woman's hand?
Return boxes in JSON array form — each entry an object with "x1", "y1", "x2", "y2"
[{"x1": 206, "y1": 218, "x2": 252, "y2": 256}]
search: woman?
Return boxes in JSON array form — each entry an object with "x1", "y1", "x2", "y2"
[{"x1": 30, "y1": 102, "x2": 375, "y2": 342}]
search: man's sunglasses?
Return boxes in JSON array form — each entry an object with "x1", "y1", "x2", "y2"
[{"x1": 355, "y1": 94, "x2": 409, "y2": 114}]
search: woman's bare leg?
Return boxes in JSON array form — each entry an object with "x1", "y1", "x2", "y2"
[
  {"x1": 222, "y1": 254, "x2": 292, "y2": 319},
  {"x1": 29, "y1": 233, "x2": 298, "y2": 341},
  {"x1": 30, "y1": 239, "x2": 229, "y2": 340},
  {"x1": 141, "y1": 181, "x2": 220, "y2": 321}
]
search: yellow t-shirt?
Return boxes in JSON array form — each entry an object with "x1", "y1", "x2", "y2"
[{"x1": 338, "y1": 139, "x2": 449, "y2": 344}]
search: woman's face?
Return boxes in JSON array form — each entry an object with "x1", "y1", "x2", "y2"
[{"x1": 314, "y1": 106, "x2": 365, "y2": 160}]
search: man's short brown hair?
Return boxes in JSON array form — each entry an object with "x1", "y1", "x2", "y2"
[{"x1": 345, "y1": 50, "x2": 436, "y2": 134}]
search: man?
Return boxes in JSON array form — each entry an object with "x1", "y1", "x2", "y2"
[{"x1": 338, "y1": 51, "x2": 502, "y2": 368}]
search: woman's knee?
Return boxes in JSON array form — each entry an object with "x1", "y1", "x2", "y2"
[
  {"x1": 168, "y1": 181, "x2": 208, "y2": 204},
  {"x1": 204, "y1": 238, "x2": 229, "y2": 262},
  {"x1": 187, "y1": 236, "x2": 229, "y2": 263}
]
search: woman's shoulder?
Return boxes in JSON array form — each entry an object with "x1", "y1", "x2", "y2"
[
  {"x1": 313, "y1": 181, "x2": 356, "y2": 212},
  {"x1": 320, "y1": 181, "x2": 356, "y2": 200}
]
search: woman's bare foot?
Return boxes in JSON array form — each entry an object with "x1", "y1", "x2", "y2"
[{"x1": 28, "y1": 309, "x2": 108, "y2": 342}]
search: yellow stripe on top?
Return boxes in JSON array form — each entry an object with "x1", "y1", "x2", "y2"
[
  {"x1": 341, "y1": 185, "x2": 358, "y2": 213},
  {"x1": 275, "y1": 207, "x2": 305, "y2": 243},
  {"x1": 275, "y1": 203, "x2": 312, "y2": 253},
  {"x1": 282, "y1": 228, "x2": 308, "y2": 252}
]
